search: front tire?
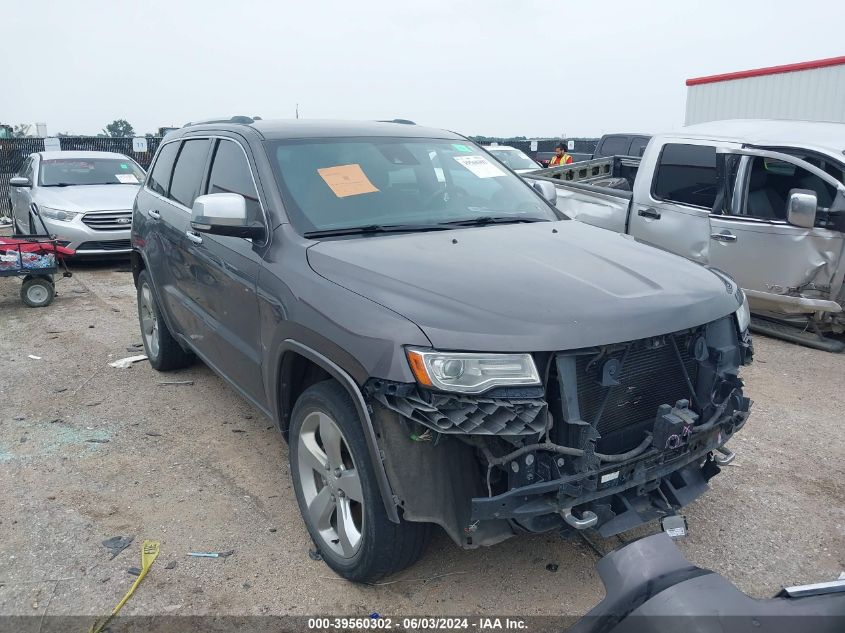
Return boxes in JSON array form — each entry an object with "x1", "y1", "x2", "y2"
[
  {"x1": 290, "y1": 380, "x2": 430, "y2": 582},
  {"x1": 136, "y1": 269, "x2": 193, "y2": 371}
]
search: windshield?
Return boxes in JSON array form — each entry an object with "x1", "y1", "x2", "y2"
[
  {"x1": 266, "y1": 137, "x2": 558, "y2": 234},
  {"x1": 39, "y1": 158, "x2": 145, "y2": 186},
  {"x1": 488, "y1": 148, "x2": 539, "y2": 170}
]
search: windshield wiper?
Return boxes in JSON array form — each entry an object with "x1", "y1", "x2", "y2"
[
  {"x1": 437, "y1": 215, "x2": 550, "y2": 227},
  {"x1": 303, "y1": 223, "x2": 451, "y2": 238}
]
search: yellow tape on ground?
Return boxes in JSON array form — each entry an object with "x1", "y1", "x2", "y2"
[{"x1": 89, "y1": 540, "x2": 160, "y2": 633}]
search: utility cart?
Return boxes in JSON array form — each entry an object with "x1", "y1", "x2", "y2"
[{"x1": 0, "y1": 233, "x2": 74, "y2": 307}]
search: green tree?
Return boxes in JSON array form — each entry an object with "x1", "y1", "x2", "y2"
[{"x1": 102, "y1": 119, "x2": 135, "y2": 138}]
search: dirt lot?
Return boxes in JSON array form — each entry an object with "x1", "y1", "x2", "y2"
[{"x1": 0, "y1": 260, "x2": 843, "y2": 622}]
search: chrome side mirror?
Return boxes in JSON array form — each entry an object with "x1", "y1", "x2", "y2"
[
  {"x1": 9, "y1": 176, "x2": 31, "y2": 187},
  {"x1": 786, "y1": 189, "x2": 817, "y2": 229},
  {"x1": 532, "y1": 180, "x2": 558, "y2": 205},
  {"x1": 190, "y1": 193, "x2": 263, "y2": 239}
]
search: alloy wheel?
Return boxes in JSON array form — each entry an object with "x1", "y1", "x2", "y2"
[
  {"x1": 139, "y1": 282, "x2": 160, "y2": 359},
  {"x1": 297, "y1": 411, "x2": 364, "y2": 558}
]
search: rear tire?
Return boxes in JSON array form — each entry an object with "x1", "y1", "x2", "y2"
[
  {"x1": 290, "y1": 380, "x2": 431, "y2": 582},
  {"x1": 20, "y1": 277, "x2": 54, "y2": 307},
  {"x1": 136, "y1": 269, "x2": 193, "y2": 371}
]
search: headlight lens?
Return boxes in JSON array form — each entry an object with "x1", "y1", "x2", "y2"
[
  {"x1": 39, "y1": 206, "x2": 80, "y2": 222},
  {"x1": 406, "y1": 348, "x2": 541, "y2": 394},
  {"x1": 735, "y1": 290, "x2": 751, "y2": 333}
]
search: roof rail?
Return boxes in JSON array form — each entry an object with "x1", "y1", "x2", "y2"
[
  {"x1": 377, "y1": 118, "x2": 416, "y2": 125},
  {"x1": 183, "y1": 115, "x2": 257, "y2": 127}
]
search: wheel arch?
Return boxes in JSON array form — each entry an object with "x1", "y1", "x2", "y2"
[
  {"x1": 276, "y1": 339, "x2": 400, "y2": 523},
  {"x1": 130, "y1": 249, "x2": 145, "y2": 287},
  {"x1": 131, "y1": 250, "x2": 192, "y2": 358}
]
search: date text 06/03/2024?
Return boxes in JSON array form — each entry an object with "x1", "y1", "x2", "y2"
[{"x1": 306, "y1": 617, "x2": 528, "y2": 630}]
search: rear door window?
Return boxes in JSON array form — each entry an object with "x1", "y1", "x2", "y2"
[
  {"x1": 147, "y1": 141, "x2": 180, "y2": 196},
  {"x1": 206, "y1": 140, "x2": 262, "y2": 224},
  {"x1": 628, "y1": 136, "x2": 650, "y2": 157},
  {"x1": 652, "y1": 143, "x2": 717, "y2": 209},
  {"x1": 595, "y1": 136, "x2": 628, "y2": 158},
  {"x1": 169, "y1": 139, "x2": 212, "y2": 208}
]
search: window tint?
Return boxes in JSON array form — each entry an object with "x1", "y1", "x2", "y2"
[
  {"x1": 628, "y1": 137, "x2": 650, "y2": 157},
  {"x1": 169, "y1": 139, "x2": 212, "y2": 208},
  {"x1": 147, "y1": 141, "x2": 179, "y2": 196},
  {"x1": 206, "y1": 140, "x2": 262, "y2": 223},
  {"x1": 653, "y1": 143, "x2": 717, "y2": 209},
  {"x1": 595, "y1": 136, "x2": 628, "y2": 158}
]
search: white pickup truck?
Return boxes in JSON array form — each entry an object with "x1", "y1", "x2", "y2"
[{"x1": 525, "y1": 119, "x2": 845, "y2": 351}]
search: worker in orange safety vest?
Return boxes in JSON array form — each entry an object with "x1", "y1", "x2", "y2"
[{"x1": 548, "y1": 142, "x2": 573, "y2": 167}]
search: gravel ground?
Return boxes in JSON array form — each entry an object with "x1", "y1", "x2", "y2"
[{"x1": 0, "y1": 260, "x2": 843, "y2": 621}]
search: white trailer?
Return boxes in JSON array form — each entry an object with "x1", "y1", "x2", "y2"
[{"x1": 685, "y1": 56, "x2": 845, "y2": 125}]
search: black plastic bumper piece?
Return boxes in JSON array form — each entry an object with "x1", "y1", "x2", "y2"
[
  {"x1": 365, "y1": 380, "x2": 548, "y2": 435},
  {"x1": 470, "y1": 425, "x2": 725, "y2": 527},
  {"x1": 568, "y1": 533, "x2": 845, "y2": 633}
]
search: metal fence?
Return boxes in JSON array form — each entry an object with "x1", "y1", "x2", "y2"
[
  {"x1": 1, "y1": 136, "x2": 163, "y2": 215},
  {"x1": 1, "y1": 135, "x2": 599, "y2": 217}
]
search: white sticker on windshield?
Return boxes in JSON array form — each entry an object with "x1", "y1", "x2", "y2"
[
  {"x1": 115, "y1": 173, "x2": 139, "y2": 184},
  {"x1": 453, "y1": 155, "x2": 505, "y2": 179}
]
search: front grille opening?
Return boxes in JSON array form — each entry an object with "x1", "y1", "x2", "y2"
[
  {"x1": 82, "y1": 210, "x2": 133, "y2": 231},
  {"x1": 77, "y1": 239, "x2": 132, "y2": 252},
  {"x1": 575, "y1": 333, "x2": 700, "y2": 453}
]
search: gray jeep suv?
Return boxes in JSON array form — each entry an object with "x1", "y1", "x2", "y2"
[{"x1": 131, "y1": 117, "x2": 753, "y2": 582}]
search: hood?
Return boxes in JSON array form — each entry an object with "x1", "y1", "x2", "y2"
[
  {"x1": 306, "y1": 221, "x2": 742, "y2": 352},
  {"x1": 34, "y1": 184, "x2": 140, "y2": 213}
]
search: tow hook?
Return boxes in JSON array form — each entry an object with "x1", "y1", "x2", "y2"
[
  {"x1": 562, "y1": 508, "x2": 598, "y2": 530},
  {"x1": 714, "y1": 446, "x2": 736, "y2": 466}
]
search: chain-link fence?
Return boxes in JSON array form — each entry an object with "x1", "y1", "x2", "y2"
[
  {"x1": 1, "y1": 137, "x2": 163, "y2": 216},
  {"x1": 1, "y1": 135, "x2": 599, "y2": 218}
]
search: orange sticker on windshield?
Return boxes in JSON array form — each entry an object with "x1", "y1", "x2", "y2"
[{"x1": 317, "y1": 164, "x2": 379, "y2": 198}]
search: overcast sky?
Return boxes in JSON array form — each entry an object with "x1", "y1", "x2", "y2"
[{"x1": 3, "y1": 0, "x2": 844, "y2": 138}]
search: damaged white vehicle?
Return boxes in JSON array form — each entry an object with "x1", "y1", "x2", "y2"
[{"x1": 528, "y1": 120, "x2": 845, "y2": 351}]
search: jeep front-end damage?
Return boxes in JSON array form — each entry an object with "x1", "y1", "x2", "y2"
[{"x1": 365, "y1": 316, "x2": 752, "y2": 548}]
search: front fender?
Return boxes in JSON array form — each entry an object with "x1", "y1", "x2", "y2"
[{"x1": 272, "y1": 339, "x2": 401, "y2": 524}]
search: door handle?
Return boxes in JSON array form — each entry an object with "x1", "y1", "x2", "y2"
[
  {"x1": 185, "y1": 230, "x2": 203, "y2": 245},
  {"x1": 638, "y1": 208, "x2": 661, "y2": 220},
  {"x1": 710, "y1": 232, "x2": 737, "y2": 243},
  {"x1": 147, "y1": 209, "x2": 161, "y2": 220}
]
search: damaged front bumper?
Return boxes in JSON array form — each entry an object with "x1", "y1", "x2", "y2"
[
  {"x1": 469, "y1": 407, "x2": 747, "y2": 538},
  {"x1": 367, "y1": 315, "x2": 753, "y2": 547}
]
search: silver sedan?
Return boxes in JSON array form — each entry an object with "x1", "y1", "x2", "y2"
[{"x1": 9, "y1": 150, "x2": 145, "y2": 255}]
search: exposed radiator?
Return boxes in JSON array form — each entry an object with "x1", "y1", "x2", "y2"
[{"x1": 575, "y1": 337, "x2": 698, "y2": 437}]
